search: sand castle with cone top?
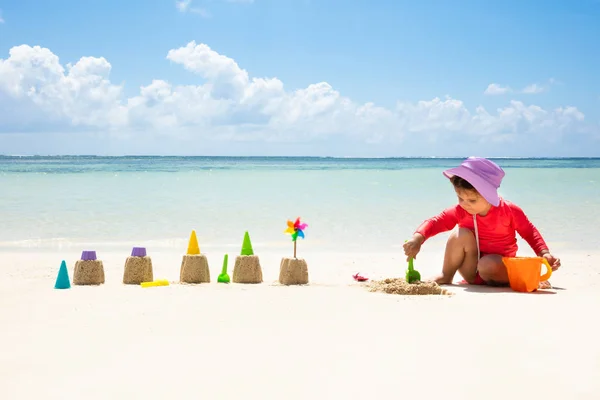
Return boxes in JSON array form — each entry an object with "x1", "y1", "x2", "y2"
[
  {"x1": 232, "y1": 231, "x2": 263, "y2": 284},
  {"x1": 180, "y1": 230, "x2": 211, "y2": 284}
]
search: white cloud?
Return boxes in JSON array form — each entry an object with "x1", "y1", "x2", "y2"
[
  {"x1": 176, "y1": 0, "x2": 191, "y2": 12},
  {"x1": 522, "y1": 83, "x2": 545, "y2": 94},
  {"x1": 176, "y1": 0, "x2": 252, "y2": 18},
  {"x1": 484, "y1": 83, "x2": 511, "y2": 95},
  {"x1": 485, "y1": 79, "x2": 556, "y2": 95},
  {"x1": 0, "y1": 45, "x2": 127, "y2": 130},
  {"x1": 0, "y1": 42, "x2": 597, "y2": 156},
  {"x1": 175, "y1": 0, "x2": 210, "y2": 17},
  {"x1": 520, "y1": 79, "x2": 559, "y2": 94}
]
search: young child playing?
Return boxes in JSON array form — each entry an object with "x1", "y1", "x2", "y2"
[{"x1": 403, "y1": 156, "x2": 561, "y2": 287}]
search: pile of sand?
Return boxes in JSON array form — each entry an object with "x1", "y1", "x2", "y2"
[
  {"x1": 123, "y1": 256, "x2": 154, "y2": 285},
  {"x1": 73, "y1": 260, "x2": 105, "y2": 285},
  {"x1": 368, "y1": 278, "x2": 453, "y2": 296},
  {"x1": 279, "y1": 257, "x2": 309, "y2": 285},
  {"x1": 73, "y1": 250, "x2": 105, "y2": 286},
  {"x1": 180, "y1": 254, "x2": 211, "y2": 284},
  {"x1": 232, "y1": 231, "x2": 263, "y2": 284},
  {"x1": 232, "y1": 255, "x2": 263, "y2": 284}
]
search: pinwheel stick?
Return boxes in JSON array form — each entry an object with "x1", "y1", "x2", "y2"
[{"x1": 285, "y1": 217, "x2": 307, "y2": 259}]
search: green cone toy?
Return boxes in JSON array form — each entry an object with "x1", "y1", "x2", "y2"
[{"x1": 241, "y1": 231, "x2": 254, "y2": 256}]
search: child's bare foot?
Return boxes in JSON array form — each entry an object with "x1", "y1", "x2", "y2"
[
  {"x1": 430, "y1": 274, "x2": 453, "y2": 285},
  {"x1": 538, "y1": 280, "x2": 552, "y2": 289}
]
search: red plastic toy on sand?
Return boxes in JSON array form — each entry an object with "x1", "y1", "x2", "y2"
[{"x1": 353, "y1": 272, "x2": 368, "y2": 282}]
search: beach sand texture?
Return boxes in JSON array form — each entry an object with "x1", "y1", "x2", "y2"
[
  {"x1": 369, "y1": 277, "x2": 453, "y2": 295},
  {"x1": 73, "y1": 259, "x2": 105, "y2": 285},
  {"x1": 122, "y1": 256, "x2": 153, "y2": 284},
  {"x1": 232, "y1": 255, "x2": 263, "y2": 283},
  {"x1": 1, "y1": 249, "x2": 599, "y2": 400},
  {"x1": 179, "y1": 254, "x2": 211, "y2": 283},
  {"x1": 279, "y1": 257, "x2": 309, "y2": 285}
]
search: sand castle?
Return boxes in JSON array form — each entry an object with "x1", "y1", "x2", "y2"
[
  {"x1": 179, "y1": 230, "x2": 211, "y2": 284},
  {"x1": 279, "y1": 257, "x2": 309, "y2": 285},
  {"x1": 279, "y1": 217, "x2": 309, "y2": 285},
  {"x1": 123, "y1": 247, "x2": 154, "y2": 285},
  {"x1": 73, "y1": 250, "x2": 105, "y2": 285},
  {"x1": 232, "y1": 231, "x2": 263, "y2": 283}
]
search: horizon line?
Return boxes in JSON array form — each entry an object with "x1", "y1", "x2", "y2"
[{"x1": 1, "y1": 154, "x2": 600, "y2": 160}]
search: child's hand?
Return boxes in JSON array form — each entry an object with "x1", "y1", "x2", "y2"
[
  {"x1": 403, "y1": 234, "x2": 424, "y2": 261},
  {"x1": 542, "y1": 253, "x2": 561, "y2": 271}
]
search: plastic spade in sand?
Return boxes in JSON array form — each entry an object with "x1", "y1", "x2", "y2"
[
  {"x1": 140, "y1": 279, "x2": 169, "y2": 288},
  {"x1": 404, "y1": 240, "x2": 421, "y2": 284},
  {"x1": 406, "y1": 257, "x2": 421, "y2": 284},
  {"x1": 218, "y1": 254, "x2": 230, "y2": 283}
]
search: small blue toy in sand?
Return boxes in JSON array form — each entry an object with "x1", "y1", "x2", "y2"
[{"x1": 54, "y1": 260, "x2": 71, "y2": 289}]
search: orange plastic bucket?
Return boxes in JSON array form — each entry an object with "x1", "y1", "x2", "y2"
[{"x1": 502, "y1": 256, "x2": 553, "y2": 293}]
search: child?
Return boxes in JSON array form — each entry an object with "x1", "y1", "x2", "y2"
[{"x1": 403, "y1": 156, "x2": 561, "y2": 287}]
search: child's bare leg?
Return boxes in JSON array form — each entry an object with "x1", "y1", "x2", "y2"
[
  {"x1": 477, "y1": 255, "x2": 509, "y2": 286},
  {"x1": 432, "y1": 227, "x2": 479, "y2": 284}
]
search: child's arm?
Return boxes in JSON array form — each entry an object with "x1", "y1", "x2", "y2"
[
  {"x1": 508, "y1": 202, "x2": 549, "y2": 256},
  {"x1": 415, "y1": 205, "x2": 462, "y2": 243}
]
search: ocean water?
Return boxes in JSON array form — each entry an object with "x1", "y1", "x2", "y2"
[{"x1": 1, "y1": 156, "x2": 599, "y2": 254}]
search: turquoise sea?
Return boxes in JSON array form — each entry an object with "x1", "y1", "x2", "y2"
[{"x1": 1, "y1": 156, "x2": 599, "y2": 254}]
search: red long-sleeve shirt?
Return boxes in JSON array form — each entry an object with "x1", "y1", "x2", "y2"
[{"x1": 415, "y1": 199, "x2": 549, "y2": 257}]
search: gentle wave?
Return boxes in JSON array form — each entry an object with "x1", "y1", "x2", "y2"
[
  {"x1": 1, "y1": 155, "x2": 600, "y2": 174},
  {"x1": 1, "y1": 156, "x2": 599, "y2": 253}
]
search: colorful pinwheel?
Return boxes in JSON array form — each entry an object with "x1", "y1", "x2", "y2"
[{"x1": 284, "y1": 217, "x2": 308, "y2": 258}]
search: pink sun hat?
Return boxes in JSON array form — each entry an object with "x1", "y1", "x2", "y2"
[{"x1": 443, "y1": 157, "x2": 505, "y2": 206}]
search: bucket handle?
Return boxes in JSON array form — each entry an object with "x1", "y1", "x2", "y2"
[{"x1": 540, "y1": 258, "x2": 553, "y2": 281}]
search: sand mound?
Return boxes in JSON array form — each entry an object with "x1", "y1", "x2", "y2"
[
  {"x1": 123, "y1": 256, "x2": 154, "y2": 285},
  {"x1": 369, "y1": 278, "x2": 453, "y2": 296},
  {"x1": 73, "y1": 260, "x2": 105, "y2": 285},
  {"x1": 279, "y1": 257, "x2": 309, "y2": 285},
  {"x1": 180, "y1": 254, "x2": 210, "y2": 283},
  {"x1": 232, "y1": 255, "x2": 263, "y2": 284}
]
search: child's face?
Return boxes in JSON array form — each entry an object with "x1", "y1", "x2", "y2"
[{"x1": 455, "y1": 188, "x2": 491, "y2": 215}]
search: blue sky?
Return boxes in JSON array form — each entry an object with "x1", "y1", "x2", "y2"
[{"x1": 0, "y1": 0, "x2": 599, "y2": 156}]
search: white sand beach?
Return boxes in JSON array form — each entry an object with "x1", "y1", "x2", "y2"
[
  {"x1": 1, "y1": 248, "x2": 599, "y2": 400},
  {"x1": 2, "y1": 0, "x2": 599, "y2": 395}
]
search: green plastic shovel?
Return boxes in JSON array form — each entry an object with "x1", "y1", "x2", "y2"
[
  {"x1": 406, "y1": 257, "x2": 421, "y2": 284},
  {"x1": 404, "y1": 239, "x2": 421, "y2": 284},
  {"x1": 217, "y1": 254, "x2": 230, "y2": 283}
]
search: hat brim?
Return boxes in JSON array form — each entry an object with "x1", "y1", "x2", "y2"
[{"x1": 443, "y1": 167, "x2": 500, "y2": 207}]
